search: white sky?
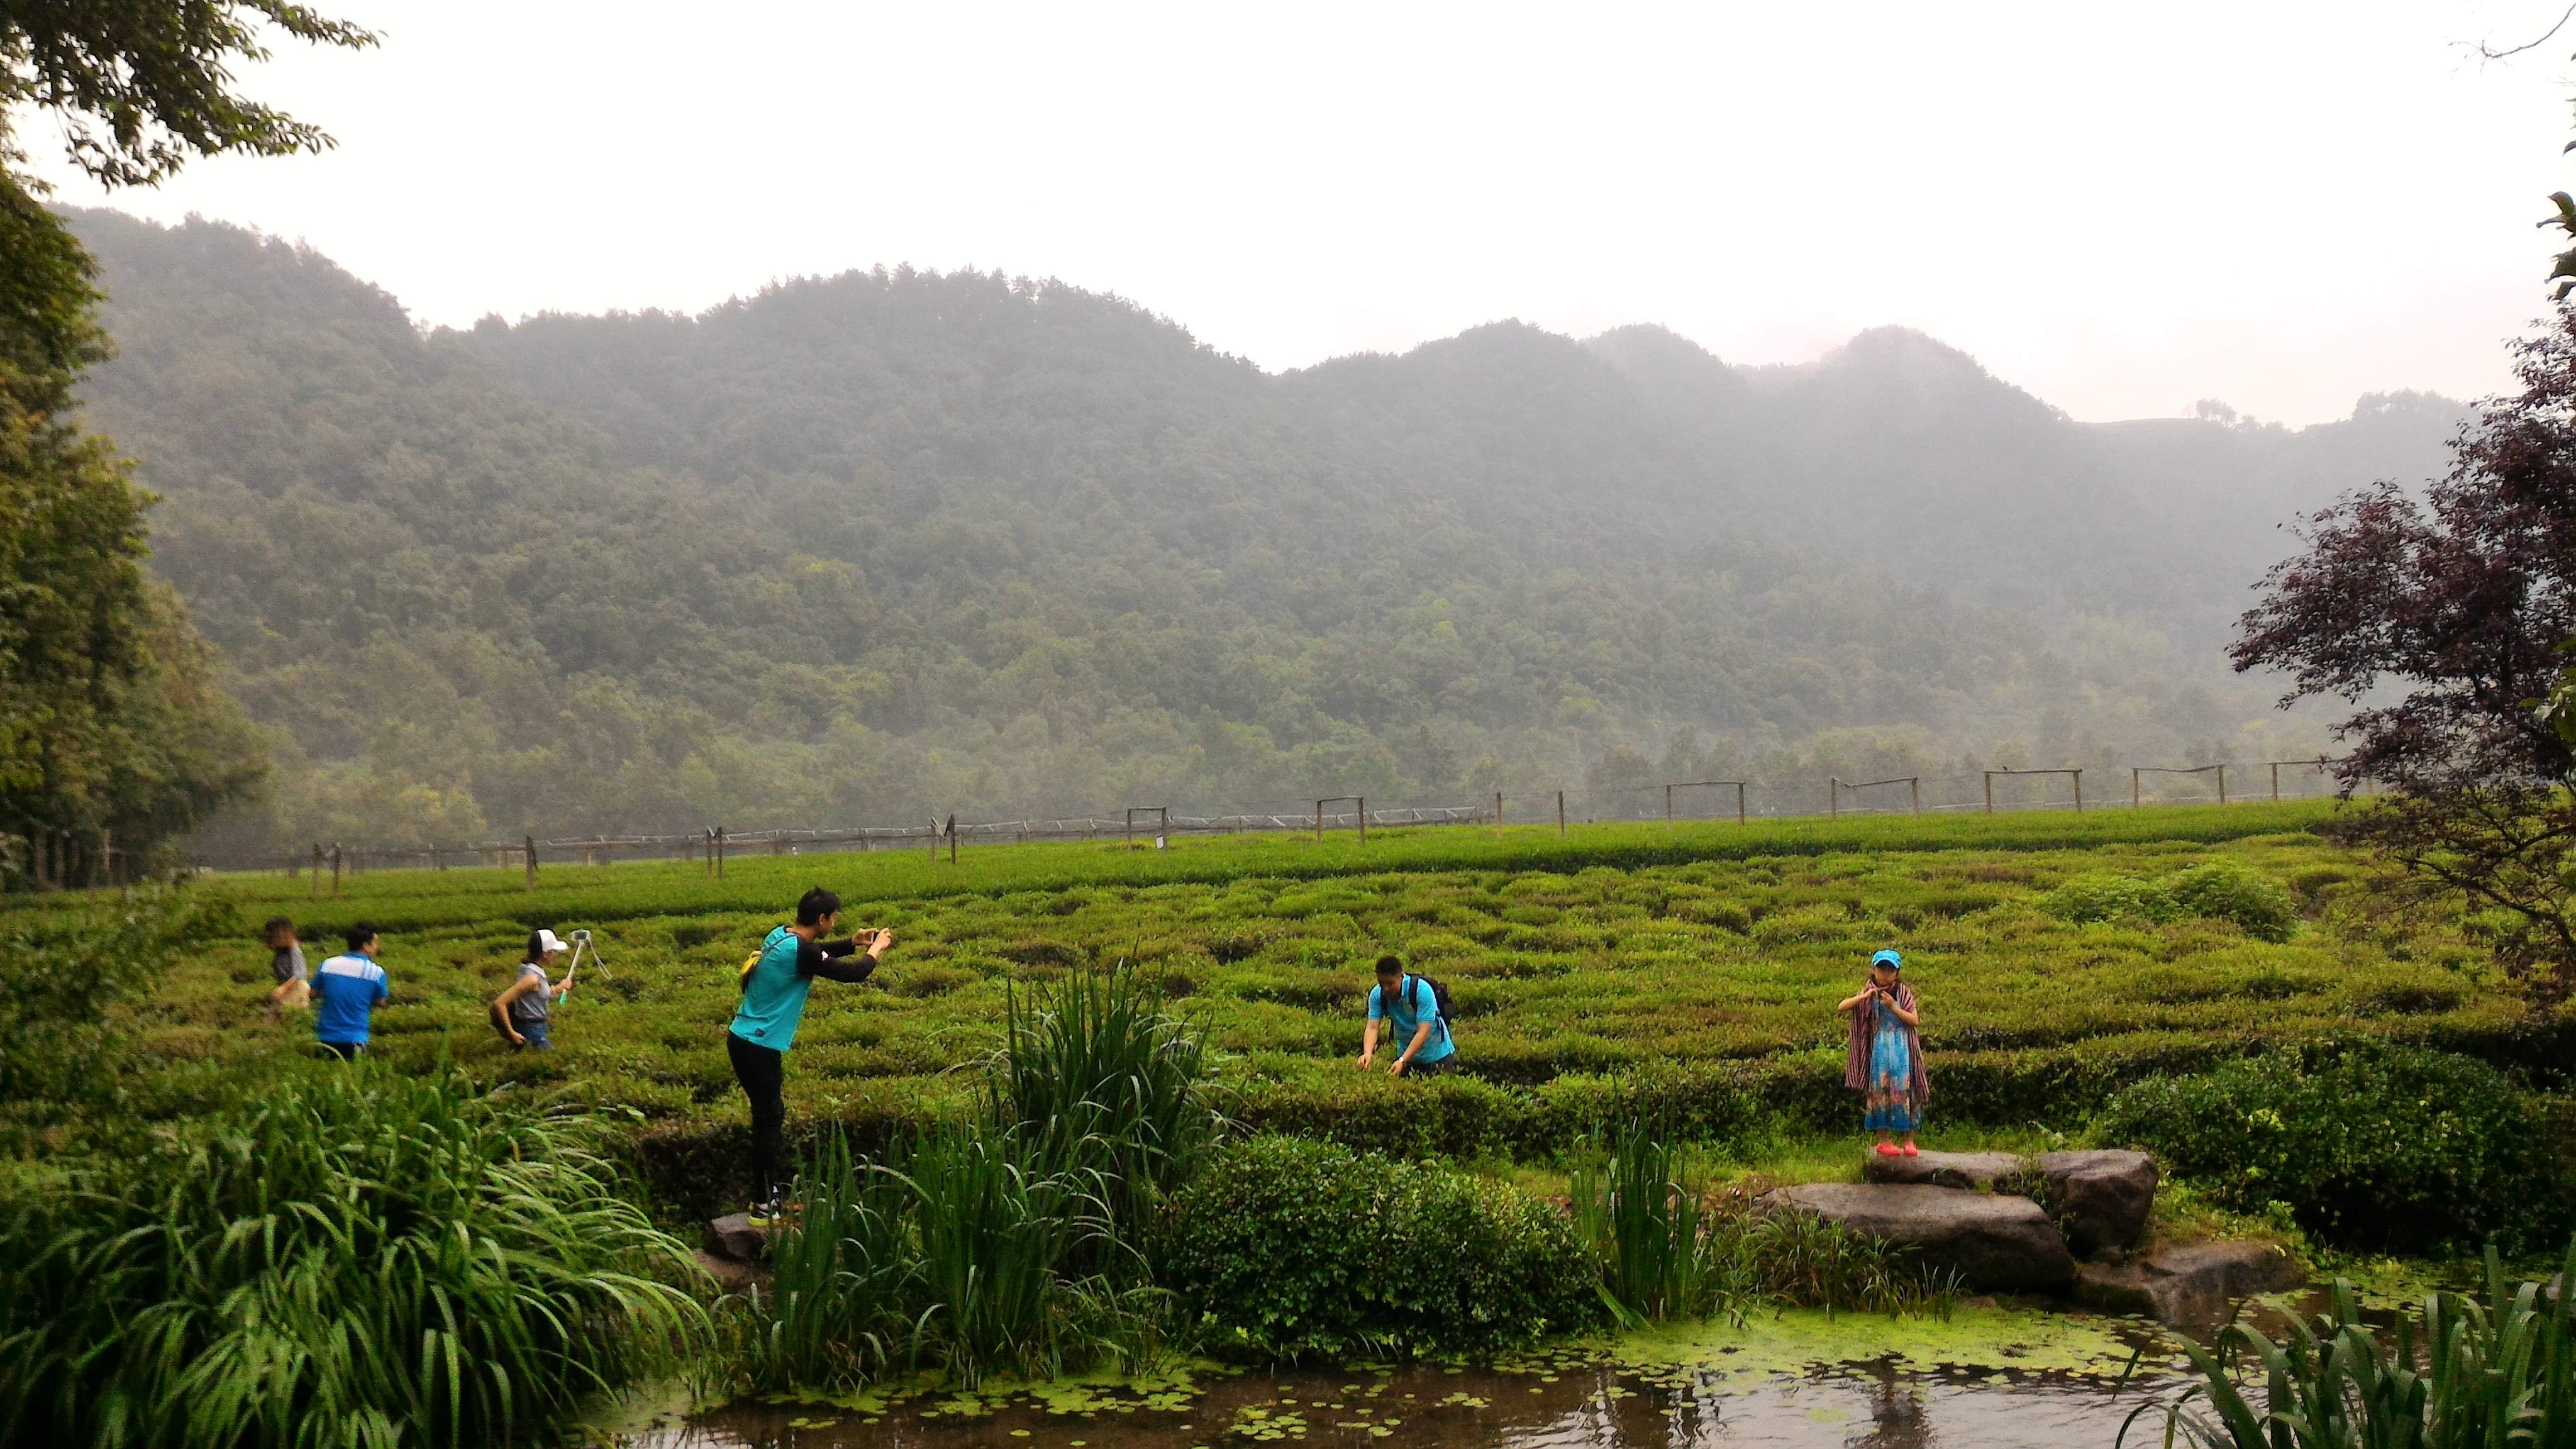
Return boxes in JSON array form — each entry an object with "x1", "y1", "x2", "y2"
[{"x1": 24, "y1": 1, "x2": 2576, "y2": 425}]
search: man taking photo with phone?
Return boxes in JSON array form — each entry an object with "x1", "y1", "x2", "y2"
[{"x1": 727, "y1": 887, "x2": 891, "y2": 1223}]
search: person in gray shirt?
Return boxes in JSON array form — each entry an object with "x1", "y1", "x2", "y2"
[
  {"x1": 264, "y1": 916, "x2": 308, "y2": 1017},
  {"x1": 491, "y1": 928, "x2": 574, "y2": 1050}
]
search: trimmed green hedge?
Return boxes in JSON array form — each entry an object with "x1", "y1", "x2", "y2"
[
  {"x1": 2096, "y1": 1038, "x2": 2573, "y2": 1252},
  {"x1": 1157, "y1": 1136, "x2": 1604, "y2": 1360}
]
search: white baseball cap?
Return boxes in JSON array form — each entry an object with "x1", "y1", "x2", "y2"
[{"x1": 535, "y1": 928, "x2": 570, "y2": 954}]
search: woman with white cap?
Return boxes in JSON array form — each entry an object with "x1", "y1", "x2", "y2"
[{"x1": 492, "y1": 927, "x2": 576, "y2": 1051}]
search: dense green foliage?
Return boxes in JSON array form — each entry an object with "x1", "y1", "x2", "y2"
[
  {"x1": 53, "y1": 210, "x2": 2455, "y2": 853},
  {"x1": 0, "y1": 1062, "x2": 703, "y2": 1449},
  {"x1": 2095, "y1": 1039, "x2": 2560, "y2": 1252},
  {"x1": 0, "y1": 186, "x2": 262, "y2": 882},
  {"x1": 0, "y1": 884, "x2": 211, "y2": 1136},
  {"x1": 1, "y1": 1, "x2": 374, "y2": 187},
  {"x1": 1159, "y1": 1135, "x2": 1606, "y2": 1362},
  {"x1": 2041, "y1": 860, "x2": 2301, "y2": 941},
  {"x1": 2150, "y1": 1258, "x2": 2576, "y2": 1449}
]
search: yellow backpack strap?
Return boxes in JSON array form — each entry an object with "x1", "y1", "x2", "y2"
[{"x1": 740, "y1": 950, "x2": 762, "y2": 987}]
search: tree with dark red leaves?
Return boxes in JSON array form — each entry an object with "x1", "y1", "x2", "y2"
[{"x1": 2233, "y1": 308, "x2": 2576, "y2": 989}]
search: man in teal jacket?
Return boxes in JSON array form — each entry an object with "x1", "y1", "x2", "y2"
[{"x1": 728, "y1": 887, "x2": 891, "y2": 1221}]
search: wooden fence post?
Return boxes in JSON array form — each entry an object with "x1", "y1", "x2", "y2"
[
  {"x1": 1983, "y1": 774, "x2": 1994, "y2": 814},
  {"x1": 1357, "y1": 797, "x2": 1366, "y2": 846},
  {"x1": 331, "y1": 843, "x2": 343, "y2": 895},
  {"x1": 1665, "y1": 783, "x2": 1674, "y2": 826},
  {"x1": 2072, "y1": 770, "x2": 2083, "y2": 812},
  {"x1": 1314, "y1": 801, "x2": 1323, "y2": 840},
  {"x1": 928, "y1": 819, "x2": 939, "y2": 859},
  {"x1": 310, "y1": 843, "x2": 323, "y2": 899},
  {"x1": 1911, "y1": 777, "x2": 1921, "y2": 816},
  {"x1": 947, "y1": 814, "x2": 958, "y2": 865},
  {"x1": 1736, "y1": 782, "x2": 1746, "y2": 824},
  {"x1": 2271, "y1": 762, "x2": 2280, "y2": 801},
  {"x1": 1495, "y1": 792, "x2": 1504, "y2": 835},
  {"x1": 525, "y1": 835, "x2": 537, "y2": 889},
  {"x1": 1557, "y1": 791, "x2": 1566, "y2": 836},
  {"x1": 2216, "y1": 766, "x2": 2228, "y2": 805},
  {"x1": 1829, "y1": 777, "x2": 1841, "y2": 820}
]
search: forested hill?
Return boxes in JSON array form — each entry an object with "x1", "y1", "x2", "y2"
[{"x1": 62, "y1": 208, "x2": 2466, "y2": 855}]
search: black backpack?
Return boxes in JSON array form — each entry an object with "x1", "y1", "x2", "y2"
[{"x1": 1391, "y1": 972, "x2": 1455, "y2": 1041}]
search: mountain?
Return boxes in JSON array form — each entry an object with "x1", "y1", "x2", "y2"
[{"x1": 59, "y1": 208, "x2": 2471, "y2": 854}]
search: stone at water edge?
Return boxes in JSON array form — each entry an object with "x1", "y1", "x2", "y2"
[
  {"x1": 2038, "y1": 1150, "x2": 2159, "y2": 1257},
  {"x1": 1860, "y1": 1150, "x2": 2033, "y2": 1192},
  {"x1": 704, "y1": 1212, "x2": 770, "y2": 1264},
  {"x1": 2073, "y1": 1240, "x2": 2301, "y2": 1326},
  {"x1": 694, "y1": 1249, "x2": 764, "y2": 1295},
  {"x1": 1763, "y1": 1182, "x2": 2078, "y2": 1294}
]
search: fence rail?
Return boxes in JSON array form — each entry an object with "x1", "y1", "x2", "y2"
[{"x1": 226, "y1": 755, "x2": 2368, "y2": 891}]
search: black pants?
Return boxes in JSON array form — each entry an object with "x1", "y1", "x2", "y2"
[
  {"x1": 726, "y1": 1032, "x2": 786, "y2": 1204},
  {"x1": 319, "y1": 1040, "x2": 364, "y2": 1062}
]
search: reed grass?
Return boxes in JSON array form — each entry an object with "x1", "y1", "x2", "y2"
[
  {"x1": 732, "y1": 1131, "x2": 912, "y2": 1393},
  {"x1": 0, "y1": 1061, "x2": 706, "y2": 1449},
  {"x1": 1739, "y1": 1203, "x2": 1960, "y2": 1318},
  {"x1": 733, "y1": 960, "x2": 1209, "y2": 1392},
  {"x1": 1570, "y1": 1124, "x2": 1742, "y2": 1324},
  {"x1": 2133, "y1": 1246, "x2": 2576, "y2": 1449},
  {"x1": 987, "y1": 957, "x2": 1219, "y2": 1248}
]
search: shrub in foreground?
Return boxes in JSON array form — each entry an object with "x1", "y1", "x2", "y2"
[
  {"x1": 2095, "y1": 1038, "x2": 2560, "y2": 1251},
  {"x1": 1159, "y1": 1136, "x2": 1606, "y2": 1361},
  {"x1": 0, "y1": 1063, "x2": 704, "y2": 1449}
]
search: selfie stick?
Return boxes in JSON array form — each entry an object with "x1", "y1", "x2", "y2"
[{"x1": 562, "y1": 928, "x2": 604, "y2": 999}]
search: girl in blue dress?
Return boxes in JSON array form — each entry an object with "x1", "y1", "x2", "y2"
[{"x1": 1838, "y1": 948, "x2": 1926, "y2": 1157}]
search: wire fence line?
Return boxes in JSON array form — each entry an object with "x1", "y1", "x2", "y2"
[{"x1": 242, "y1": 755, "x2": 2363, "y2": 887}]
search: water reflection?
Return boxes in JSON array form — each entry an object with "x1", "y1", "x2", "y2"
[{"x1": 644, "y1": 1356, "x2": 2178, "y2": 1449}]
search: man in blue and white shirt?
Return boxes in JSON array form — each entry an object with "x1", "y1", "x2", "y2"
[{"x1": 311, "y1": 923, "x2": 391, "y2": 1060}]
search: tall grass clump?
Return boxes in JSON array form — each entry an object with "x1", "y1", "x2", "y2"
[
  {"x1": 1740, "y1": 1205, "x2": 1958, "y2": 1318},
  {"x1": 2131, "y1": 1247, "x2": 2576, "y2": 1448},
  {"x1": 1569, "y1": 1124, "x2": 1741, "y2": 1324},
  {"x1": 986, "y1": 957, "x2": 1219, "y2": 1241},
  {"x1": 735, "y1": 960, "x2": 1213, "y2": 1391},
  {"x1": 0, "y1": 1062, "x2": 704, "y2": 1449},
  {"x1": 735, "y1": 1133, "x2": 913, "y2": 1393}
]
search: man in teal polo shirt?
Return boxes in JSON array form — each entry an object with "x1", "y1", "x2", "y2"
[
  {"x1": 1357, "y1": 953, "x2": 1456, "y2": 1078},
  {"x1": 726, "y1": 887, "x2": 891, "y2": 1221}
]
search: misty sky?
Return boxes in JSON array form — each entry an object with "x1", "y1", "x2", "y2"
[{"x1": 25, "y1": 1, "x2": 2576, "y2": 425}]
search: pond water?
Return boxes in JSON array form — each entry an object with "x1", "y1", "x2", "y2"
[{"x1": 638, "y1": 1308, "x2": 2200, "y2": 1449}]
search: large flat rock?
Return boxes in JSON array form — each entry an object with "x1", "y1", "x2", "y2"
[
  {"x1": 2074, "y1": 1240, "x2": 2301, "y2": 1325},
  {"x1": 1765, "y1": 1182, "x2": 2077, "y2": 1294},
  {"x1": 2040, "y1": 1150, "x2": 2159, "y2": 1256},
  {"x1": 704, "y1": 1212, "x2": 771, "y2": 1265},
  {"x1": 1861, "y1": 1150, "x2": 2033, "y2": 1191}
]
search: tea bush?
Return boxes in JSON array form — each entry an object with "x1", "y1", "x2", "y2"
[
  {"x1": 1158, "y1": 1136, "x2": 1606, "y2": 1361},
  {"x1": 2094, "y1": 1038, "x2": 2565, "y2": 1251},
  {"x1": 2041, "y1": 860, "x2": 2298, "y2": 941},
  {"x1": 2167, "y1": 862, "x2": 2301, "y2": 942}
]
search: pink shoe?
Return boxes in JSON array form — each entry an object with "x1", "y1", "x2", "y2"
[
  {"x1": 1874, "y1": 1141, "x2": 1902, "y2": 1157},
  {"x1": 1902, "y1": 1143, "x2": 1919, "y2": 1157}
]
